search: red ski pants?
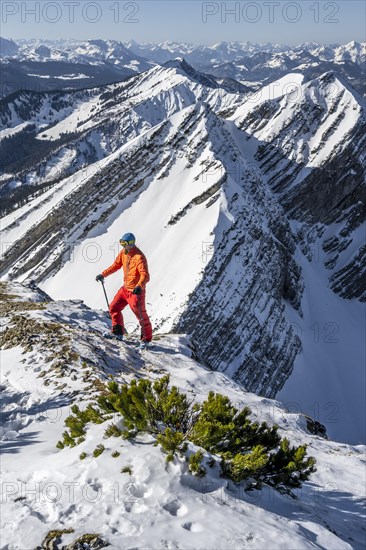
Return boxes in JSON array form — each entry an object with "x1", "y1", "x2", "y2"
[{"x1": 109, "y1": 286, "x2": 152, "y2": 342}]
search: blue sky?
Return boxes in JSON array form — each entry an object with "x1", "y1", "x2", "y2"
[{"x1": 1, "y1": 1, "x2": 365, "y2": 45}]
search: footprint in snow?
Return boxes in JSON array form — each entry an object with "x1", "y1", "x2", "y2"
[
  {"x1": 163, "y1": 500, "x2": 188, "y2": 517},
  {"x1": 124, "y1": 500, "x2": 149, "y2": 514},
  {"x1": 181, "y1": 521, "x2": 204, "y2": 532}
]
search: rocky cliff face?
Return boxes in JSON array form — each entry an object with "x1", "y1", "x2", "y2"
[{"x1": 173, "y1": 112, "x2": 303, "y2": 397}]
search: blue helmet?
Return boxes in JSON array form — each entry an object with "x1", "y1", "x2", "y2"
[{"x1": 120, "y1": 232, "x2": 136, "y2": 245}]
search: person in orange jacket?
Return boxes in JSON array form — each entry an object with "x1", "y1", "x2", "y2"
[{"x1": 96, "y1": 233, "x2": 152, "y2": 346}]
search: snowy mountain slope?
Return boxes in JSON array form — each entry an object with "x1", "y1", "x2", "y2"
[
  {"x1": 231, "y1": 71, "x2": 366, "y2": 302},
  {"x1": 276, "y1": 221, "x2": 366, "y2": 446},
  {"x1": 0, "y1": 62, "x2": 244, "y2": 208},
  {"x1": 1, "y1": 281, "x2": 365, "y2": 549},
  {"x1": 0, "y1": 97, "x2": 304, "y2": 403},
  {"x1": 0, "y1": 67, "x2": 364, "y2": 444}
]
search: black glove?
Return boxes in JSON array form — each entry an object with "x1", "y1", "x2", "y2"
[
  {"x1": 132, "y1": 286, "x2": 142, "y2": 295},
  {"x1": 96, "y1": 274, "x2": 104, "y2": 282}
]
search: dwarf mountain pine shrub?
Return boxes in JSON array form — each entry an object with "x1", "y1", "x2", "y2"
[
  {"x1": 97, "y1": 375, "x2": 193, "y2": 438},
  {"x1": 93, "y1": 444, "x2": 105, "y2": 458},
  {"x1": 57, "y1": 374, "x2": 316, "y2": 493},
  {"x1": 104, "y1": 423, "x2": 124, "y2": 438},
  {"x1": 188, "y1": 450, "x2": 206, "y2": 477},
  {"x1": 57, "y1": 403, "x2": 108, "y2": 448},
  {"x1": 189, "y1": 391, "x2": 281, "y2": 453},
  {"x1": 156, "y1": 427, "x2": 188, "y2": 461}
]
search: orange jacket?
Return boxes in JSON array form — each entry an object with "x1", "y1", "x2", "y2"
[{"x1": 102, "y1": 246, "x2": 150, "y2": 291}]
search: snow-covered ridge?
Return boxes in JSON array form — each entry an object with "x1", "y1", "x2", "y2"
[{"x1": 1, "y1": 280, "x2": 365, "y2": 549}]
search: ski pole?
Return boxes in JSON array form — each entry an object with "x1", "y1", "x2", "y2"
[{"x1": 100, "y1": 279, "x2": 111, "y2": 318}]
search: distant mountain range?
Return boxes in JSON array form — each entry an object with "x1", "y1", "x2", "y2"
[
  {"x1": 1, "y1": 37, "x2": 365, "y2": 97},
  {"x1": 124, "y1": 39, "x2": 366, "y2": 67},
  {"x1": 0, "y1": 38, "x2": 156, "y2": 97}
]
